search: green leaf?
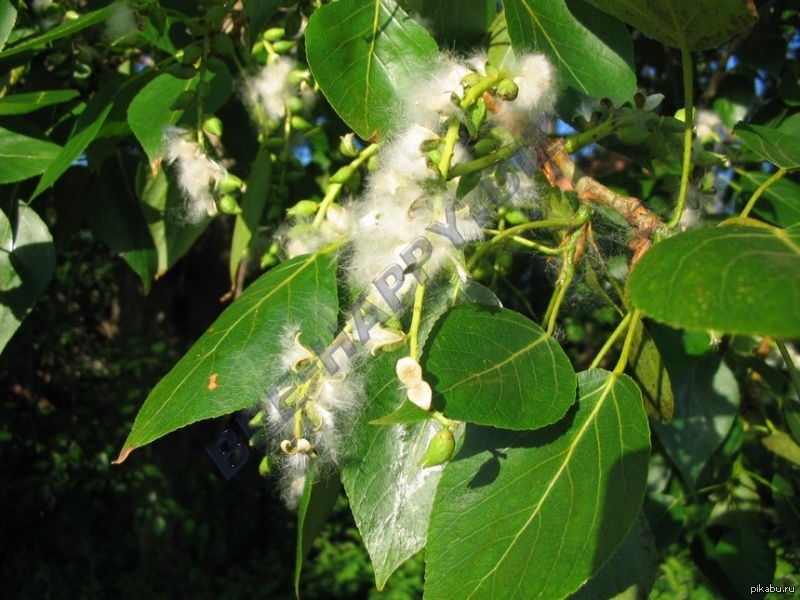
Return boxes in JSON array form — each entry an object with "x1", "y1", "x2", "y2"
[
  {"x1": 229, "y1": 147, "x2": 272, "y2": 287},
  {"x1": 128, "y1": 68, "x2": 232, "y2": 164},
  {"x1": 628, "y1": 320, "x2": 674, "y2": 423},
  {"x1": 128, "y1": 73, "x2": 194, "y2": 164},
  {"x1": 0, "y1": 0, "x2": 16, "y2": 52},
  {"x1": 584, "y1": 0, "x2": 757, "y2": 51},
  {"x1": 136, "y1": 163, "x2": 210, "y2": 277},
  {"x1": 716, "y1": 527, "x2": 776, "y2": 599},
  {"x1": 569, "y1": 513, "x2": 658, "y2": 600},
  {"x1": 295, "y1": 464, "x2": 341, "y2": 598},
  {"x1": 415, "y1": 0, "x2": 496, "y2": 46},
  {"x1": 425, "y1": 370, "x2": 651, "y2": 599},
  {"x1": 116, "y1": 253, "x2": 339, "y2": 459},
  {"x1": 85, "y1": 160, "x2": 157, "y2": 292},
  {"x1": 740, "y1": 171, "x2": 800, "y2": 228},
  {"x1": 0, "y1": 90, "x2": 79, "y2": 115},
  {"x1": 0, "y1": 5, "x2": 114, "y2": 59},
  {"x1": 627, "y1": 224, "x2": 800, "y2": 339},
  {"x1": 242, "y1": 0, "x2": 282, "y2": 46},
  {"x1": 341, "y1": 349, "x2": 459, "y2": 590},
  {"x1": 487, "y1": 10, "x2": 515, "y2": 71},
  {"x1": 31, "y1": 84, "x2": 116, "y2": 200},
  {"x1": 650, "y1": 355, "x2": 739, "y2": 490},
  {"x1": 0, "y1": 202, "x2": 55, "y2": 354},
  {"x1": 424, "y1": 305, "x2": 576, "y2": 430},
  {"x1": 369, "y1": 399, "x2": 434, "y2": 425},
  {"x1": 734, "y1": 122, "x2": 800, "y2": 169},
  {"x1": 306, "y1": 0, "x2": 439, "y2": 141},
  {"x1": 762, "y1": 430, "x2": 800, "y2": 466},
  {"x1": 0, "y1": 126, "x2": 61, "y2": 184},
  {"x1": 504, "y1": 0, "x2": 636, "y2": 119}
]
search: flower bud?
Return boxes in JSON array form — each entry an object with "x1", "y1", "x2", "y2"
[{"x1": 419, "y1": 429, "x2": 455, "y2": 468}]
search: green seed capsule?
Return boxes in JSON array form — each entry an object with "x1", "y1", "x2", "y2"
[
  {"x1": 273, "y1": 40, "x2": 296, "y2": 54},
  {"x1": 473, "y1": 138, "x2": 499, "y2": 156},
  {"x1": 260, "y1": 252, "x2": 279, "y2": 268},
  {"x1": 218, "y1": 195, "x2": 242, "y2": 215},
  {"x1": 419, "y1": 429, "x2": 455, "y2": 468},
  {"x1": 287, "y1": 199, "x2": 319, "y2": 218},
  {"x1": 616, "y1": 126, "x2": 650, "y2": 145},
  {"x1": 504, "y1": 209, "x2": 528, "y2": 226},
  {"x1": 203, "y1": 116, "x2": 223, "y2": 137},
  {"x1": 263, "y1": 28, "x2": 285, "y2": 42},
  {"x1": 290, "y1": 116, "x2": 312, "y2": 130},
  {"x1": 497, "y1": 78, "x2": 519, "y2": 101},
  {"x1": 462, "y1": 72, "x2": 482, "y2": 87},
  {"x1": 217, "y1": 173, "x2": 242, "y2": 194}
]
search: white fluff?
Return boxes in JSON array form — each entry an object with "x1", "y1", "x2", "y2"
[
  {"x1": 403, "y1": 55, "x2": 471, "y2": 130},
  {"x1": 244, "y1": 57, "x2": 313, "y2": 123},
  {"x1": 494, "y1": 53, "x2": 557, "y2": 133},
  {"x1": 163, "y1": 133, "x2": 225, "y2": 224}
]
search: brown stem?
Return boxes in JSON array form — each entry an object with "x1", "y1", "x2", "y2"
[{"x1": 549, "y1": 146, "x2": 667, "y2": 263}]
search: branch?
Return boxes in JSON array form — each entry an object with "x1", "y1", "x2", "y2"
[{"x1": 549, "y1": 146, "x2": 668, "y2": 262}]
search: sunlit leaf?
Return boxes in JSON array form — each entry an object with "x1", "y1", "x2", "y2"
[
  {"x1": 740, "y1": 171, "x2": 800, "y2": 228},
  {"x1": 425, "y1": 305, "x2": 576, "y2": 430},
  {"x1": 306, "y1": 0, "x2": 438, "y2": 141},
  {"x1": 0, "y1": 126, "x2": 61, "y2": 184},
  {"x1": 0, "y1": 202, "x2": 55, "y2": 354},
  {"x1": 627, "y1": 224, "x2": 800, "y2": 338},
  {"x1": 0, "y1": 0, "x2": 16, "y2": 51},
  {"x1": 734, "y1": 122, "x2": 800, "y2": 169},
  {"x1": 628, "y1": 320, "x2": 674, "y2": 423},
  {"x1": 425, "y1": 370, "x2": 651, "y2": 599},
  {"x1": 0, "y1": 5, "x2": 114, "y2": 59},
  {"x1": 341, "y1": 349, "x2": 457, "y2": 590},
  {"x1": 117, "y1": 253, "x2": 339, "y2": 459},
  {"x1": 0, "y1": 89, "x2": 79, "y2": 115},
  {"x1": 504, "y1": 0, "x2": 636, "y2": 118},
  {"x1": 762, "y1": 430, "x2": 800, "y2": 466}
]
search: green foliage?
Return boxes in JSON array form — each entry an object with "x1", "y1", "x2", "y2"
[
  {"x1": 2, "y1": 0, "x2": 799, "y2": 598},
  {"x1": 504, "y1": 0, "x2": 636, "y2": 117},
  {"x1": 120, "y1": 254, "x2": 339, "y2": 455},
  {"x1": 305, "y1": 0, "x2": 439, "y2": 140},
  {"x1": 628, "y1": 224, "x2": 800, "y2": 338}
]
